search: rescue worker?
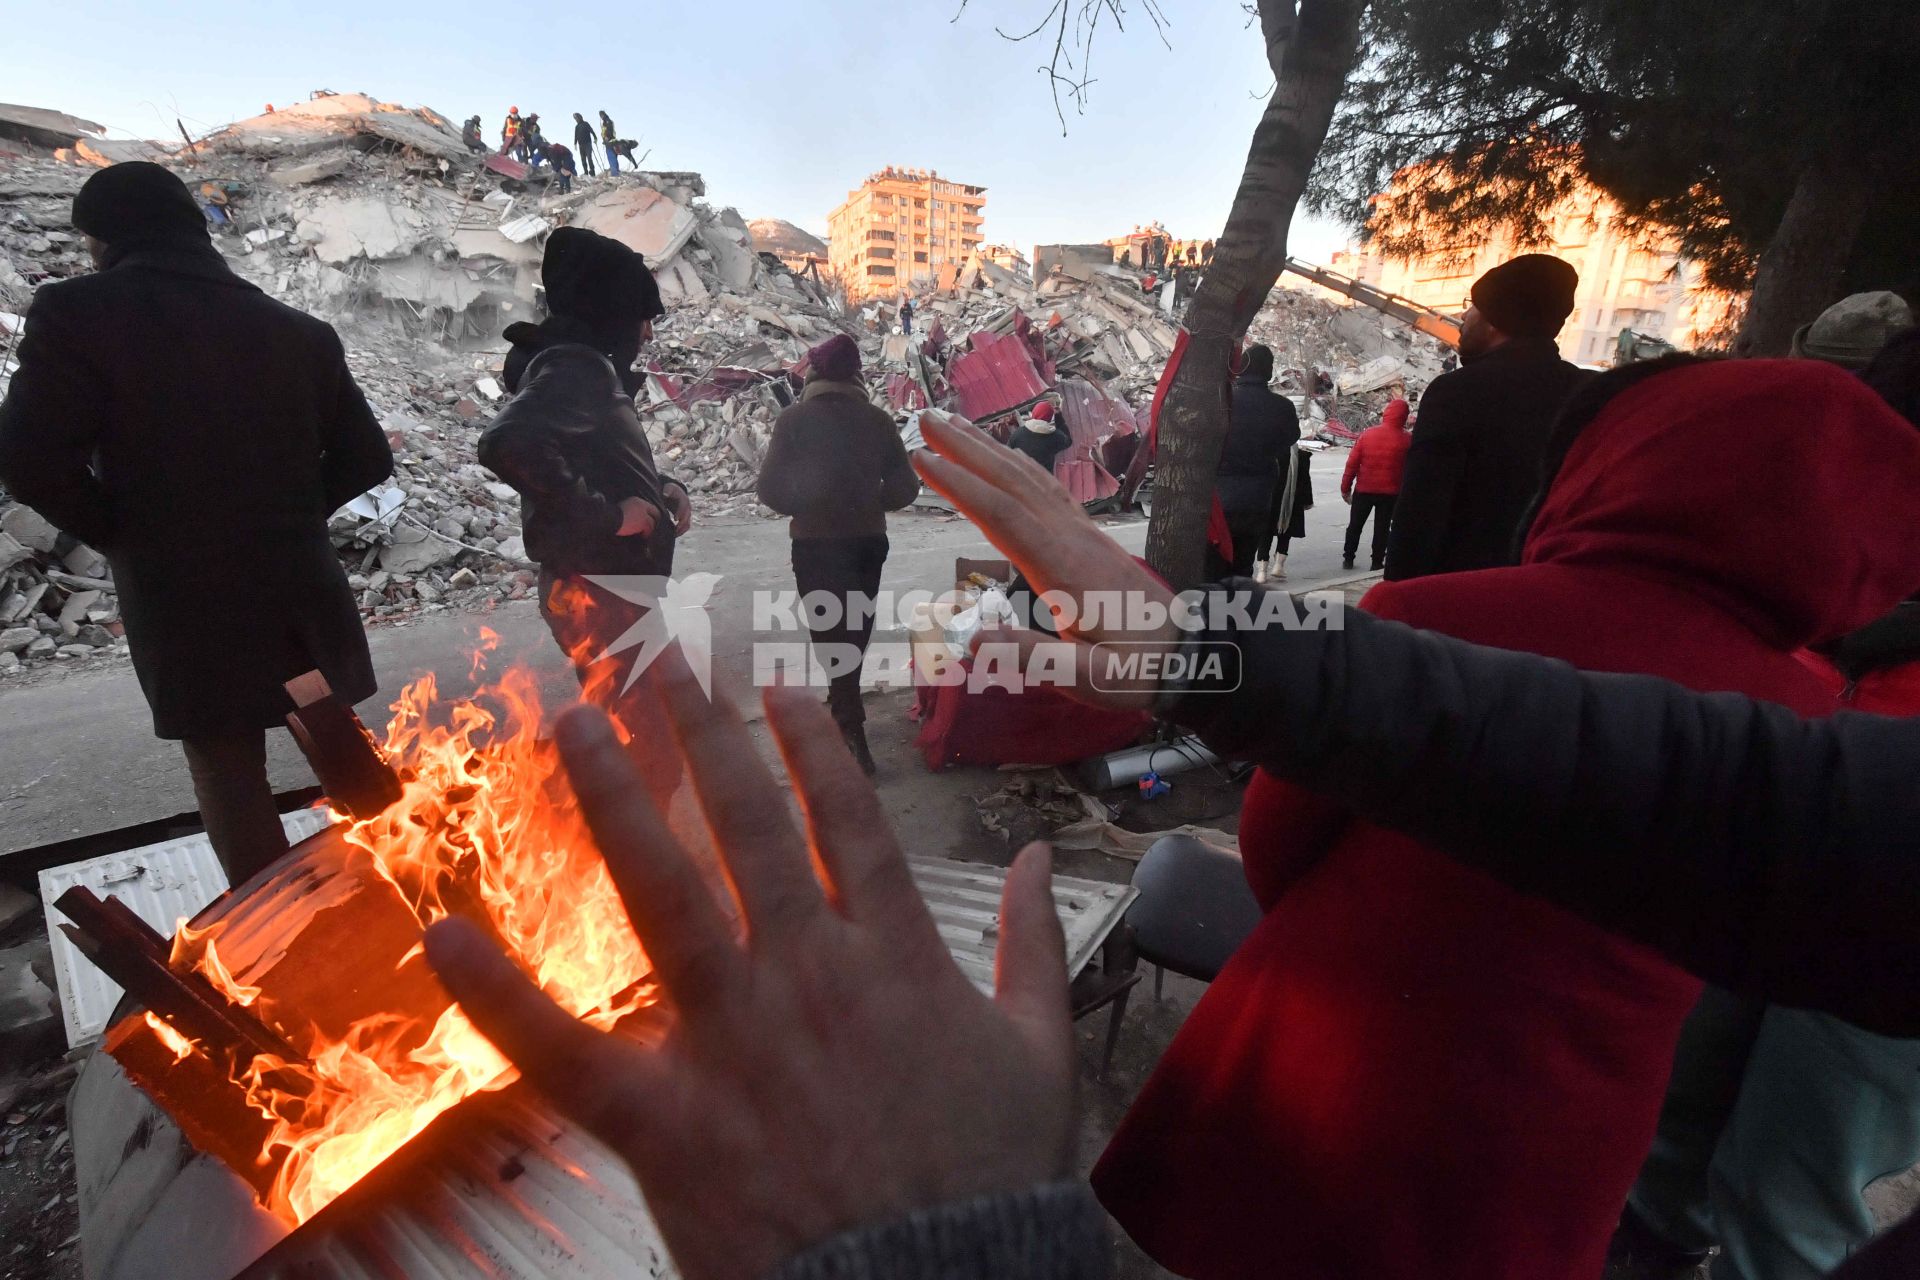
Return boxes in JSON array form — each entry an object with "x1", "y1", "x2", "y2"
[
  {"x1": 573, "y1": 112, "x2": 597, "y2": 178},
  {"x1": 599, "y1": 110, "x2": 621, "y2": 175},
  {"x1": 500, "y1": 106, "x2": 521, "y2": 154}
]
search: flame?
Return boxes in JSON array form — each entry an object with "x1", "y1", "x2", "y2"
[
  {"x1": 145, "y1": 1011, "x2": 196, "y2": 1062},
  {"x1": 162, "y1": 642, "x2": 655, "y2": 1225}
]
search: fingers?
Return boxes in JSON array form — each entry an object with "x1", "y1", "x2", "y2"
[
  {"x1": 556, "y1": 705, "x2": 745, "y2": 1006},
  {"x1": 650, "y1": 644, "x2": 826, "y2": 941},
  {"x1": 991, "y1": 843, "x2": 1072, "y2": 1064},
  {"x1": 425, "y1": 916, "x2": 659, "y2": 1144},
  {"x1": 763, "y1": 685, "x2": 931, "y2": 932},
  {"x1": 914, "y1": 451, "x2": 1054, "y2": 582}
]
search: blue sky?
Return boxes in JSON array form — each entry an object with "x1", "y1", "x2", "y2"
[{"x1": 2, "y1": 0, "x2": 1350, "y2": 262}]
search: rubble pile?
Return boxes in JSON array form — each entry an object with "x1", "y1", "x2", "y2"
[{"x1": 0, "y1": 88, "x2": 1457, "y2": 679}]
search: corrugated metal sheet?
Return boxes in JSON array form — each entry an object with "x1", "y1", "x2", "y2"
[
  {"x1": 948, "y1": 330, "x2": 1049, "y2": 421},
  {"x1": 1054, "y1": 377, "x2": 1137, "y2": 503},
  {"x1": 40, "y1": 807, "x2": 336, "y2": 1048},
  {"x1": 238, "y1": 1090, "x2": 671, "y2": 1280},
  {"x1": 910, "y1": 855, "x2": 1133, "y2": 992},
  {"x1": 79, "y1": 852, "x2": 1134, "y2": 1280}
]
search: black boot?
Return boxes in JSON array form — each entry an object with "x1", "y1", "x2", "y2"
[
  {"x1": 1341, "y1": 556, "x2": 1356, "y2": 570},
  {"x1": 840, "y1": 720, "x2": 877, "y2": 776}
]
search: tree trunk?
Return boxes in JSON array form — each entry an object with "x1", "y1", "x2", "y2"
[
  {"x1": 1144, "y1": 0, "x2": 1366, "y2": 588},
  {"x1": 1733, "y1": 152, "x2": 1874, "y2": 357}
]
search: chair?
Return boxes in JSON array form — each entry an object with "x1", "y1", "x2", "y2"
[{"x1": 1128, "y1": 833, "x2": 1264, "y2": 998}]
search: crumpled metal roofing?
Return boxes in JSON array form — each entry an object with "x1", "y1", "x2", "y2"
[
  {"x1": 947, "y1": 330, "x2": 1050, "y2": 421},
  {"x1": 1052, "y1": 377, "x2": 1138, "y2": 503}
]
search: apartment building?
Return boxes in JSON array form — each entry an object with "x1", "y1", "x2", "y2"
[
  {"x1": 1333, "y1": 176, "x2": 1735, "y2": 364},
  {"x1": 827, "y1": 167, "x2": 986, "y2": 302}
]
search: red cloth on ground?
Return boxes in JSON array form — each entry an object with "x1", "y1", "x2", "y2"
[
  {"x1": 911, "y1": 676, "x2": 1146, "y2": 769},
  {"x1": 1093, "y1": 360, "x2": 1920, "y2": 1280},
  {"x1": 1341, "y1": 401, "x2": 1411, "y2": 496}
]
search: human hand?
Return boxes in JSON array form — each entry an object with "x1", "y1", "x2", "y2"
[
  {"x1": 425, "y1": 657, "x2": 1075, "y2": 1280},
  {"x1": 913, "y1": 410, "x2": 1178, "y2": 709},
  {"x1": 616, "y1": 495, "x2": 659, "y2": 537},
  {"x1": 662, "y1": 484, "x2": 694, "y2": 535},
  {"x1": 1342, "y1": 492, "x2": 1352, "y2": 505}
]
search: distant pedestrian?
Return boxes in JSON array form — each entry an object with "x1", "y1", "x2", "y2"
[
  {"x1": 0, "y1": 163, "x2": 393, "y2": 884},
  {"x1": 1118, "y1": 247, "x2": 1132, "y2": 268},
  {"x1": 572, "y1": 112, "x2": 597, "y2": 177},
  {"x1": 599, "y1": 110, "x2": 620, "y2": 174},
  {"x1": 546, "y1": 142, "x2": 577, "y2": 194},
  {"x1": 1340, "y1": 397, "x2": 1411, "y2": 571},
  {"x1": 1201, "y1": 239, "x2": 1215, "y2": 266},
  {"x1": 755, "y1": 334, "x2": 919, "y2": 775},
  {"x1": 899, "y1": 297, "x2": 914, "y2": 335},
  {"x1": 1384, "y1": 253, "x2": 1587, "y2": 581}
]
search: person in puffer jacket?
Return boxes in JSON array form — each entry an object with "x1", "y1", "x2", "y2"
[
  {"x1": 1339, "y1": 396, "x2": 1411, "y2": 570},
  {"x1": 479, "y1": 228, "x2": 690, "y2": 765}
]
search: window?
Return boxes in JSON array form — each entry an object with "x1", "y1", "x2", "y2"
[
  {"x1": 869, "y1": 247, "x2": 894, "y2": 260},
  {"x1": 868, "y1": 264, "x2": 895, "y2": 277},
  {"x1": 914, "y1": 251, "x2": 928, "y2": 263}
]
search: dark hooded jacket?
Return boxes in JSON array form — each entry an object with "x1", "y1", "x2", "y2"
[
  {"x1": 1218, "y1": 367, "x2": 1299, "y2": 518},
  {"x1": 0, "y1": 220, "x2": 389, "y2": 739},
  {"x1": 1095, "y1": 360, "x2": 1920, "y2": 1280},
  {"x1": 1384, "y1": 336, "x2": 1588, "y2": 580},
  {"x1": 478, "y1": 340, "x2": 676, "y2": 579}
]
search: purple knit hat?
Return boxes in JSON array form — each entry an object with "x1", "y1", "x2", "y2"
[{"x1": 808, "y1": 333, "x2": 862, "y2": 382}]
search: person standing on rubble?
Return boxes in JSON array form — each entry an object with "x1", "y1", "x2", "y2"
[
  {"x1": 599, "y1": 110, "x2": 621, "y2": 175},
  {"x1": 899, "y1": 297, "x2": 914, "y2": 335},
  {"x1": 518, "y1": 114, "x2": 545, "y2": 167},
  {"x1": 461, "y1": 116, "x2": 487, "y2": 153},
  {"x1": 0, "y1": 162, "x2": 393, "y2": 884},
  {"x1": 572, "y1": 113, "x2": 597, "y2": 178},
  {"x1": 500, "y1": 106, "x2": 522, "y2": 154},
  {"x1": 755, "y1": 334, "x2": 919, "y2": 776},
  {"x1": 1008, "y1": 400, "x2": 1070, "y2": 475},
  {"x1": 1202, "y1": 238, "x2": 1215, "y2": 266},
  {"x1": 1384, "y1": 253, "x2": 1587, "y2": 582},
  {"x1": 479, "y1": 228, "x2": 691, "y2": 774}
]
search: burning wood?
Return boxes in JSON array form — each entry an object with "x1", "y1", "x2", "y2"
[{"x1": 83, "y1": 643, "x2": 661, "y2": 1226}]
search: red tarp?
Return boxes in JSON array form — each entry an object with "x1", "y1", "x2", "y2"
[
  {"x1": 912, "y1": 675, "x2": 1148, "y2": 769},
  {"x1": 885, "y1": 372, "x2": 929, "y2": 412}
]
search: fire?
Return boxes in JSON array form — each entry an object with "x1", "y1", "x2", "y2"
[{"x1": 165, "y1": 631, "x2": 656, "y2": 1225}]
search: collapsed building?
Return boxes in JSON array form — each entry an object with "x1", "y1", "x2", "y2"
[{"x1": 0, "y1": 89, "x2": 1450, "y2": 677}]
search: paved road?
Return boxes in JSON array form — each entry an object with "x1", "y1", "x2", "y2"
[{"x1": 0, "y1": 475, "x2": 1363, "y2": 858}]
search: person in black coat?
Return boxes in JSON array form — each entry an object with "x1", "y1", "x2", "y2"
[
  {"x1": 1007, "y1": 400, "x2": 1070, "y2": 474},
  {"x1": 1214, "y1": 344, "x2": 1298, "y2": 579},
  {"x1": 572, "y1": 112, "x2": 597, "y2": 177},
  {"x1": 1384, "y1": 253, "x2": 1589, "y2": 581},
  {"x1": 480, "y1": 228, "x2": 690, "y2": 772},
  {"x1": 0, "y1": 162, "x2": 392, "y2": 882}
]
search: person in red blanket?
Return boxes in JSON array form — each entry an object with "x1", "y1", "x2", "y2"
[
  {"x1": 1090, "y1": 356, "x2": 1920, "y2": 1280},
  {"x1": 1339, "y1": 396, "x2": 1411, "y2": 570}
]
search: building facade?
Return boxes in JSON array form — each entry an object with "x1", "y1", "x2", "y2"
[
  {"x1": 1333, "y1": 179, "x2": 1736, "y2": 364},
  {"x1": 827, "y1": 167, "x2": 986, "y2": 303}
]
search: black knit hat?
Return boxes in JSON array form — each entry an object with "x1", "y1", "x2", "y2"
[
  {"x1": 71, "y1": 161, "x2": 207, "y2": 249},
  {"x1": 540, "y1": 226, "x2": 664, "y2": 335},
  {"x1": 1240, "y1": 343, "x2": 1276, "y2": 383},
  {"x1": 1470, "y1": 254, "x2": 1579, "y2": 339}
]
